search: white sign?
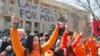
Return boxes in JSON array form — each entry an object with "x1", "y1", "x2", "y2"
[
  {"x1": 67, "y1": 12, "x2": 80, "y2": 32},
  {"x1": 15, "y1": 0, "x2": 57, "y2": 23}
]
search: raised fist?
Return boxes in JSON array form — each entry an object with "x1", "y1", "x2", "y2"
[{"x1": 11, "y1": 14, "x2": 21, "y2": 26}]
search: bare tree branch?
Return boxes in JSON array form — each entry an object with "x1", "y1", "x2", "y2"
[
  {"x1": 75, "y1": 0, "x2": 99, "y2": 19},
  {"x1": 76, "y1": 0, "x2": 90, "y2": 11},
  {"x1": 95, "y1": 0, "x2": 100, "y2": 8},
  {"x1": 66, "y1": 0, "x2": 100, "y2": 19},
  {"x1": 76, "y1": 3, "x2": 89, "y2": 11},
  {"x1": 87, "y1": 0, "x2": 90, "y2": 9},
  {"x1": 86, "y1": 0, "x2": 95, "y2": 18}
]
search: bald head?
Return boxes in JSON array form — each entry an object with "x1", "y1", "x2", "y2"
[{"x1": 18, "y1": 29, "x2": 27, "y2": 40}]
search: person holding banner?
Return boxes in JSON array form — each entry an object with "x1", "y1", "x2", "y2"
[{"x1": 10, "y1": 14, "x2": 59, "y2": 56}]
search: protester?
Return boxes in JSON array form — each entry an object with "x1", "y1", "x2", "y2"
[
  {"x1": 73, "y1": 35, "x2": 87, "y2": 56},
  {"x1": 0, "y1": 35, "x2": 11, "y2": 53},
  {"x1": 40, "y1": 33, "x2": 50, "y2": 45},
  {"x1": 10, "y1": 14, "x2": 59, "y2": 56},
  {"x1": 45, "y1": 23, "x2": 75, "y2": 56},
  {"x1": 86, "y1": 34, "x2": 100, "y2": 56},
  {"x1": 0, "y1": 45, "x2": 12, "y2": 56}
]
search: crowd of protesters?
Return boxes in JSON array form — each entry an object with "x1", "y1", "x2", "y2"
[{"x1": 0, "y1": 14, "x2": 99, "y2": 56}]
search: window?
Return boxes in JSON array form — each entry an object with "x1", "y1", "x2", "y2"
[
  {"x1": 26, "y1": 21, "x2": 31, "y2": 27},
  {"x1": 0, "y1": 0, "x2": 6, "y2": 13},
  {"x1": 25, "y1": 21, "x2": 31, "y2": 31},
  {"x1": 19, "y1": 21, "x2": 22, "y2": 27},
  {"x1": 8, "y1": 0, "x2": 15, "y2": 14},
  {"x1": 5, "y1": 16, "x2": 11, "y2": 26},
  {"x1": 7, "y1": 19, "x2": 11, "y2": 26},
  {"x1": 34, "y1": 22, "x2": 38, "y2": 27}
]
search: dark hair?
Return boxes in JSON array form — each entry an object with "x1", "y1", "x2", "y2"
[
  {"x1": 24, "y1": 34, "x2": 42, "y2": 55},
  {"x1": 66, "y1": 45, "x2": 76, "y2": 56},
  {"x1": 68, "y1": 31, "x2": 73, "y2": 36},
  {"x1": 44, "y1": 34, "x2": 49, "y2": 37},
  {"x1": 54, "y1": 47, "x2": 64, "y2": 56}
]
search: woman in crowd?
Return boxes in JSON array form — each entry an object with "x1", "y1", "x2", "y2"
[{"x1": 10, "y1": 14, "x2": 59, "y2": 56}]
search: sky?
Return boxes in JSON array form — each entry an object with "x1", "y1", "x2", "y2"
[
  {"x1": 56, "y1": 0, "x2": 86, "y2": 10},
  {"x1": 56, "y1": 0, "x2": 100, "y2": 19}
]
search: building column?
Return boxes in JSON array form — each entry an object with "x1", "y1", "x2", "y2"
[
  {"x1": 5, "y1": 0, "x2": 10, "y2": 13},
  {"x1": 0, "y1": 16, "x2": 5, "y2": 31},
  {"x1": 38, "y1": 0, "x2": 41, "y2": 6},
  {"x1": 31, "y1": 22, "x2": 34, "y2": 33},
  {"x1": 32, "y1": 0, "x2": 34, "y2": 3},
  {"x1": 22, "y1": 20, "x2": 25, "y2": 29}
]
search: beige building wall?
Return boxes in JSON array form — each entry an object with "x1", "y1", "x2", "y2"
[
  {"x1": 40, "y1": 0, "x2": 90, "y2": 34},
  {"x1": 0, "y1": 0, "x2": 90, "y2": 34},
  {"x1": 0, "y1": 16, "x2": 5, "y2": 31}
]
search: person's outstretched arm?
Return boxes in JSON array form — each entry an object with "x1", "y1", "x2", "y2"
[
  {"x1": 60, "y1": 32, "x2": 68, "y2": 48},
  {"x1": 60, "y1": 23, "x2": 68, "y2": 48},
  {"x1": 71, "y1": 33, "x2": 82, "y2": 49},
  {"x1": 42, "y1": 26, "x2": 59, "y2": 53},
  {"x1": 10, "y1": 14, "x2": 24, "y2": 56}
]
